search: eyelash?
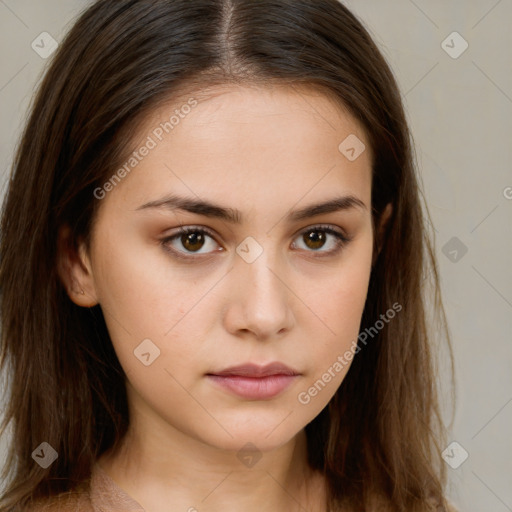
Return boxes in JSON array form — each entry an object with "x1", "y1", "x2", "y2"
[{"x1": 161, "y1": 224, "x2": 352, "y2": 261}]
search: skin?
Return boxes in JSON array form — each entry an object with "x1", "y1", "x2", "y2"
[{"x1": 59, "y1": 83, "x2": 392, "y2": 512}]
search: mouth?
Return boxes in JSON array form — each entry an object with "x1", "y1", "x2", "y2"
[{"x1": 206, "y1": 362, "x2": 301, "y2": 400}]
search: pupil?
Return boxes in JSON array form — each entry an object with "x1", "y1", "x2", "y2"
[
  {"x1": 305, "y1": 230, "x2": 325, "y2": 250},
  {"x1": 183, "y1": 232, "x2": 204, "y2": 251}
]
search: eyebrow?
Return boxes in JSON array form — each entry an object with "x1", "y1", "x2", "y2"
[{"x1": 136, "y1": 193, "x2": 367, "y2": 223}]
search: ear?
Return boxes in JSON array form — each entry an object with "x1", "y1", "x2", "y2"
[
  {"x1": 372, "y1": 202, "x2": 393, "y2": 267},
  {"x1": 56, "y1": 225, "x2": 99, "y2": 307}
]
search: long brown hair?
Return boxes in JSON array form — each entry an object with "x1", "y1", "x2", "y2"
[{"x1": 0, "y1": 0, "x2": 454, "y2": 510}]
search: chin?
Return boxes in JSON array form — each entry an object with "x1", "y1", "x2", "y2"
[{"x1": 193, "y1": 411, "x2": 308, "y2": 453}]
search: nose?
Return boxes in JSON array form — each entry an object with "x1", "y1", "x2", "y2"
[{"x1": 223, "y1": 245, "x2": 295, "y2": 341}]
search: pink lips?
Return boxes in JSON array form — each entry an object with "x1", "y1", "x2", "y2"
[{"x1": 206, "y1": 362, "x2": 300, "y2": 400}]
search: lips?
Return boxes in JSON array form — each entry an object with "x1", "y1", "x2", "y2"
[
  {"x1": 206, "y1": 362, "x2": 300, "y2": 400},
  {"x1": 208, "y1": 362, "x2": 300, "y2": 378}
]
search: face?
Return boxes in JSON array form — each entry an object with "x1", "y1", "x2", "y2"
[{"x1": 65, "y1": 84, "x2": 377, "y2": 454}]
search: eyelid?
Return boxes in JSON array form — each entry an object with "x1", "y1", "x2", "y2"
[
  {"x1": 161, "y1": 223, "x2": 352, "y2": 260},
  {"x1": 161, "y1": 225, "x2": 220, "y2": 261},
  {"x1": 290, "y1": 224, "x2": 352, "y2": 258},
  {"x1": 291, "y1": 223, "x2": 350, "y2": 242}
]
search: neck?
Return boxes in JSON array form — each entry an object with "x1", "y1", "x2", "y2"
[{"x1": 98, "y1": 416, "x2": 327, "y2": 512}]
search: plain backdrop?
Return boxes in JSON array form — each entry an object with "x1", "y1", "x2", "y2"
[{"x1": 0, "y1": 1, "x2": 511, "y2": 511}]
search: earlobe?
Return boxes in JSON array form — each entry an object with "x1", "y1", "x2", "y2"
[{"x1": 56, "y1": 225, "x2": 99, "y2": 307}]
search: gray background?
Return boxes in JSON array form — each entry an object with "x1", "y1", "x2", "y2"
[{"x1": 0, "y1": 1, "x2": 511, "y2": 510}]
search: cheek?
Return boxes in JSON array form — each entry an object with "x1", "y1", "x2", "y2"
[
  {"x1": 92, "y1": 230, "x2": 185, "y2": 330},
  {"x1": 90, "y1": 230, "x2": 217, "y2": 379},
  {"x1": 300, "y1": 238, "x2": 373, "y2": 374},
  {"x1": 308, "y1": 239, "x2": 372, "y2": 334},
  {"x1": 328, "y1": 264, "x2": 371, "y2": 331}
]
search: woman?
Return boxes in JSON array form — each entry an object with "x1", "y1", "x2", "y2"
[{"x1": 0, "y1": 0, "x2": 456, "y2": 510}]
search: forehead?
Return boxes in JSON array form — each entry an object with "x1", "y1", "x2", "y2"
[
  {"x1": 143, "y1": 82, "x2": 368, "y2": 145},
  {"x1": 99, "y1": 83, "x2": 372, "y2": 217}
]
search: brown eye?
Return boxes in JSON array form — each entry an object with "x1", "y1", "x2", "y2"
[
  {"x1": 292, "y1": 225, "x2": 351, "y2": 256},
  {"x1": 162, "y1": 224, "x2": 351, "y2": 262},
  {"x1": 303, "y1": 229, "x2": 327, "y2": 250},
  {"x1": 162, "y1": 226, "x2": 220, "y2": 258},
  {"x1": 180, "y1": 231, "x2": 206, "y2": 252}
]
